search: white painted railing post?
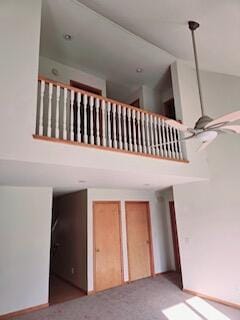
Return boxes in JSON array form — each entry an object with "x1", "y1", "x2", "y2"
[
  {"x1": 161, "y1": 119, "x2": 167, "y2": 157},
  {"x1": 70, "y1": 90, "x2": 74, "y2": 141},
  {"x1": 112, "y1": 103, "x2": 117, "y2": 148},
  {"x1": 83, "y1": 94, "x2": 88, "y2": 143},
  {"x1": 96, "y1": 98, "x2": 100, "y2": 146},
  {"x1": 38, "y1": 80, "x2": 45, "y2": 136},
  {"x1": 165, "y1": 123, "x2": 171, "y2": 158},
  {"x1": 170, "y1": 126, "x2": 175, "y2": 159},
  {"x1": 137, "y1": 111, "x2": 142, "y2": 153},
  {"x1": 101, "y1": 100, "x2": 106, "y2": 147},
  {"x1": 118, "y1": 104, "x2": 123, "y2": 149},
  {"x1": 157, "y1": 118, "x2": 164, "y2": 157},
  {"x1": 146, "y1": 114, "x2": 151, "y2": 154},
  {"x1": 47, "y1": 83, "x2": 53, "y2": 137},
  {"x1": 89, "y1": 96, "x2": 94, "y2": 144},
  {"x1": 141, "y1": 113, "x2": 146, "y2": 154},
  {"x1": 77, "y1": 92, "x2": 81, "y2": 142},
  {"x1": 107, "y1": 102, "x2": 112, "y2": 147},
  {"x1": 122, "y1": 107, "x2": 128, "y2": 150},
  {"x1": 55, "y1": 85, "x2": 60, "y2": 138},
  {"x1": 173, "y1": 128, "x2": 179, "y2": 159},
  {"x1": 177, "y1": 129, "x2": 183, "y2": 160},
  {"x1": 154, "y1": 116, "x2": 159, "y2": 156},
  {"x1": 150, "y1": 115, "x2": 155, "y2": 155},
  {"x1": 127, "y1": 108, "x2": 132, "y2": 152},
  {"x1": 63, "y1": 88, "x2": 67, "y2": 140},
  {"x1": 132, "y1": 109, "x2": 137, "y2": 152}
]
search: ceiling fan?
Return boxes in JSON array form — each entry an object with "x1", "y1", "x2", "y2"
[{"x1": 164, "y1": 21, "x2": 240, "y2": 151}]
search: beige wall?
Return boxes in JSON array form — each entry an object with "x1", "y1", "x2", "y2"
[
  {"x1": 0, "y1": 186, "x2": 52, "y2": 316},
  {"x1": 172, "y1": 61, "x2": 240, "y2": 305},
  {"x1": 53, "y1": 190, "x2": 87, "y2": 291}
]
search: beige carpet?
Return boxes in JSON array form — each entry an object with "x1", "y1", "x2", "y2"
[{"x1": 15, "y1": 273, "x2": 240, "y2": 320}]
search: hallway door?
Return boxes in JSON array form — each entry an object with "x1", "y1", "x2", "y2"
[
  {"x1": 126, "y1": 202, "x2": 154, "y2": 281},
  {"x1": 93, "y1": 202, "x2": 123, "y2": 292}
]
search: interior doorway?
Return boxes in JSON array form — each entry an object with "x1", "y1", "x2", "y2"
[
  {"x1": 125, "y1": 202, "x2": 154, "y2": 282},
  {"x1": 49, "y1": 195, "x2": 86, "y2": 305},
  {"x1": 169, "y1": 201, "x2": 183, "y2": 288}
]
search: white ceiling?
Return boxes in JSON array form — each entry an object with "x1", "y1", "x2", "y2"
[
  {"x1": 40, "y1": 0, "x2": 175, "y2": 89},
  {"x1": 0, "y1": 159, "x2": 202, "y2": 195},
  {"x1": 77, "y1": 0, "x2": 240, "y2": 77}
]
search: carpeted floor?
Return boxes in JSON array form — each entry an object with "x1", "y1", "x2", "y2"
[{"x1": 15, "y1": 273, "x2": 240, "y2": 320}]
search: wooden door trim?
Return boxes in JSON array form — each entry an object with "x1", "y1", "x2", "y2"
[
  {"x1": 93, "y1": 201, "x2": 124, "y2": 292},
  {"x1": 125, "y1": 201, "x2": 155, "y2": 282}
]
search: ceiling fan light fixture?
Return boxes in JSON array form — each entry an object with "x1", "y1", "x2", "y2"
[{"x1": 197, "y1": 130, "x2": 218, "y2": 143}]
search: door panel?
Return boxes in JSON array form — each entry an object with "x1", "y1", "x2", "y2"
[
  {"x1": 94, "y1": 202, "x2": 122, "y2": 292},
  {"x1": 126, "y1": 202, "x2": 152, "y2": 281}
]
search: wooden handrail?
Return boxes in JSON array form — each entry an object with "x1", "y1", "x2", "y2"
[{"x1": 38, "y1": 75, "x2": 168, "y2": 120}]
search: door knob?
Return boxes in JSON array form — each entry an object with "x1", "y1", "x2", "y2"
[
  {"x1": 146, "y1": 240, "x2": 150, "y2": 244},
  {"x1": 95, "y1": 248, "x2": 100, "y2": 253}
]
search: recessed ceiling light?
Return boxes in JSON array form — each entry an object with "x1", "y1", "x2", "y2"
[
  {"x1": 144, "y1": 183, "x2": 150, "y2": 186},
  {"x1": 136, "y1": 68, "x2": 143, "y2": 73},
  {"x1": 51, "y1": 68, "x2": 59, "y2": 76},
  {"x1": 78, "y1": 180, "x2": 86, "y2": 184},
  {"x1": 63, "y1": 34, "x2": 72, "y2": 40}
]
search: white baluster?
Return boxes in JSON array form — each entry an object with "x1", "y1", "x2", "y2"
[
  {"x1": 132, "y1": 109, "x2": 137, "y2": 152},
  {"x1": 107, "y1": 102, "x2": 112, "y2": 147},
  {"x1": 77, "y1": 92, "x2": 81, "y2": 142},
  {"x1": 157, "y1": 118, "x2": 164, "y2": 157},
  {"x1": 161, "y1": 119, "x2": 168, "y2": 157},
  {"x1": 96, "y1": 98, "x2": 100, "y2": 146},
  {"x1": 63, "y1": 88, "x2": 67, "y2": 140},
  {"x1": 112, "y1": 103, "x2": 117, "y2": 148},
  {"x1": 70, "y1": 90, "x2": 74, "y2": 141},
  {"x1": 150, "y1": 115, "x2": 155, "y2": 155},
  {"x1": 102, "y1": 100, "x2": 106, "y2": 147},
  {"x1": 122, "y1": 107, "x2": 128, "y2": 150},
  {"x1": 141, "y1": 113, "x2": 147, "y2": 154},
  {"x1": 166, "y1": 122, "x2": 172, "y2": 158},
  {"x1": 118, "y1": 104, "x2": 123, "y2": 149},
  {"x1": 173, "y1": 128, "x2": 179, "y2": 159},
  {"x1": 127, "y1": 108, "x2": 132, "y2": 152},
  {"x1": 47, "y1": 83, "x2": 53, "y2": 137},
  {"x1": 55, "y1": 85, "x2": 60, "y2": 138},
  {"x1": 177, "y1": 129, "x2": 183, "y2": 159},
  {"x1": 83, "y1": 94, "x2": 88, "y2": 143},
  {"x1": 154, "y1": 116, "x2": 159, "y2": 156},
  {"x1": 170, "y1": 126, "x2": 176, "y2": 159},
  {"x1": 89, "y1": 96, "x2": 94, "y2": 144},
  {"x1": 145, "y1": 114, "x2": 151, "y2": 154},
  {"x1": 137, "y1": 111, "x2": 142, "y2": 153},
  {"x1": 39, "y1": 80, "x2": 45, "y2": 136}
]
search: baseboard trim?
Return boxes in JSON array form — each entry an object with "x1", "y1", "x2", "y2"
[
  {"x1": 87, "y1": 290, "x2": 95, "y2": 296},
  {"x1": 155, "y1": 270, "x2": 175, "y2": 276},
  {"x1": 0, "y1": 303, "x2": 49, "y2": 319},
  {"x1": 183, "y1": 289, "x2": 240, "y2": 310}
]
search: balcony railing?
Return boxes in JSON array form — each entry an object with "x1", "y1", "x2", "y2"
[{"x1": 34, "y1": 76, "x2": 186, "y2": 162}]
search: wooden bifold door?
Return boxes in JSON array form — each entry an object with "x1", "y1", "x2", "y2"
[
  {"x1": 93, "y1": 202, "x2": 123, "y2": 292},
  {"x1": 126, "y1": 202, "x2": 154, "y2": 281}
]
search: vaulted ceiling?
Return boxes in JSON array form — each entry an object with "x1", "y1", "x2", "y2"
[{"x1": 41, "y1": 0, "x2": 240, "y2": 89}]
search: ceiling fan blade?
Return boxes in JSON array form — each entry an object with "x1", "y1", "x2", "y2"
[
  {"x1": 151, "y1": 134, "x2": 195, "y2": 148},
  {"x1": 197, "y1": 140, "x2": 214, "y2": 152},
  {"x1": 165, "y1": 119, "x2": 194, "y2": 133},
  {"x1": 205, "y1": 110, "x2": 240, "y2": 129},
  {"x1": 218, "y1": 125, "x2": 240, "y2": 134}
]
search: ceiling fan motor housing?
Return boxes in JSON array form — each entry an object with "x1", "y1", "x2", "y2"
[{"x1": 194, "y1": 115, "x2": 213, "y2": 129}]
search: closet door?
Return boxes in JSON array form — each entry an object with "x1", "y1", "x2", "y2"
[
  {"x1": 126, "y1": 202, "x2": 153, "y2": 281},
  {"x1": 93, "y1": 202, "x2": 123, "y2": 292}
]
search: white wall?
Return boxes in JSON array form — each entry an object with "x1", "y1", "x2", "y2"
[
  {"x1": 39, "y1": 56, "x2": 107, "y2": 96},
  {"x1": 173, "y1": 61, "x2": 240, "y2": 305},
  {"x1": 0, "y1": 186, "x2": 52, "y2": 316},
  {"x1": 87, "y1": 188, "x2": 174, "y2": 291}
]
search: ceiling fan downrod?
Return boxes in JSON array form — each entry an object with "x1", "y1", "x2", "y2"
[{"x1": 188, "y1": 21, "x2": 205, "y2": 117}]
